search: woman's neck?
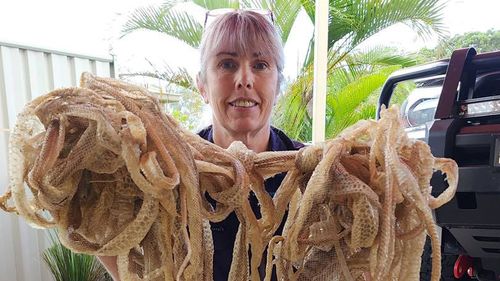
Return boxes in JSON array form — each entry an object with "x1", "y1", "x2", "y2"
[{"x1": 211, "y1": 124, "x2": 270, "y2": 153}]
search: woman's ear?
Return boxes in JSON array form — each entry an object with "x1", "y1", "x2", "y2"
[{"x1": 196, "y1": 73, "x2": 209, "y2": 104}]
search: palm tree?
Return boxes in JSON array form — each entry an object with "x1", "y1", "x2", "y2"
[
  {"x1": 121, "y1": 0, "x2": 303, "y2": 49},
  {"x1": 274, "y1": 0, "x2": 446, "y2": 141},
  {"x1": 120, "y1": 0, "x2": 446, "y2": 140},
  {"x1": 274, "y1": 46, "x2": 420, "y2": 141}
]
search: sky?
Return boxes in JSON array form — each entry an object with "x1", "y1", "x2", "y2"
[{"x1": 1, "y1": 0, "x2": 500, "y2": 80}]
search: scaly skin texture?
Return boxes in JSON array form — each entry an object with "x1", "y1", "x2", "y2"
[{"x1": 0, "y1": 73, "x2": 458, "y2": 281}]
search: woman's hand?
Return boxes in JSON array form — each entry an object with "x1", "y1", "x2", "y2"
[{"x1": 97, "y1": 256, "x2": 120, "y2": 281}]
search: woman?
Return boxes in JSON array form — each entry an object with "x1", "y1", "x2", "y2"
[
  {"x1": 196, "y1": 10, "x2": 303, "y2": 281},
  {"x1": 99, "y1": 10, "x2": 303, "y2": 281}
]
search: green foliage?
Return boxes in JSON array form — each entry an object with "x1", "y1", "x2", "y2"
[
  {"x1": 449, "y1": 29, "x2": 500, "y2": 53},
  {"x1": 192, "y1": 0, "x2": 239, "y2": 10},
  {"x1": 328, "y1": 0, "x2": 445, "y2": 47},
  {"x1": 274, "y1": 47, "x2": 419, "y2": 141},
  {"x1": 121, "y1": 0, "x2": 302, "y2": 48},
  {"x1": 167, "y1": 89, "x2": 205, "y2": 131},
  {"x1": 344, "y1": 47, "x2": 418, "y2": 69},
  {"x1": 273, "y1": 67, "x2": 314, "y2": 141},
  {"x1": 416, "y1": 29, "x2": 500, "y2": 63},
  {"x1": 391, "y1": 80, "x2": 417, "y2": 106},
  {"x1": 301, "y1": 0, "x2": 446, "y2": 68},
  {"x1": 122, "y1": 5, "x2": 203, "y2": 48},
  {"x1": 42, "y1": 231, "x2": 111, "y2": 281},
  {"x1": 325, "y1": 65, "x2": 401, "y2": 137},
  {"x1": 273, "y1": 0, "x2": 445, "y2": 141}
]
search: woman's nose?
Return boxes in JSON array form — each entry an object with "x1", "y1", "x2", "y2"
[{"x1": 236, "y1": 65, "x2": 254, "y2": 90}]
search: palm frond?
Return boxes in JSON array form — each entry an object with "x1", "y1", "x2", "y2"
[
  {"x1": 271, "y1": 0, "x2": 303, "y2": 44},
  {"x1": 163, "y1": 69, "x2": 197, "y2": 92},
  {"x1": 273, "y1": 67, "x2": 314, "y2": 141},
  {"x1": 325, "y1": 65, "x2": 400, "y2": 137},
  {"x1": 240, "y1": 0, "x2": 265, "y2": 8},
  {"x1": 120, "y1": 70, "x2": 197, "y2": 93},
  {"x1": 333, "y1": 47, "x2": 418, "y2": 83},
  {"x1": 328, "y1": 66, "x2": 354, "y2": 91},
  {"x1": 119, "y1": 59, "x2": 198, "y2": 93},
  {"x1": 346, "y1": 47, "x2": 418, "y2": 68},
  {"x1": 277, "y1": 43, "x2": 421, "y2": 141},
  {"x1": 324, "y1": 47, "x2": 418, "y2": 99},
  {"x1": 301, "y1": 37, "x2": 315, "y2": 69},
  {"x1": 121, "y1": 6, "x2": 203, "y2": 48},
  {"x1": 333, "y1": 102, "x2": 377, "y2": 135},
  {"x1": 299, "y1": 0, "x2": 315, "y2": 22},
  {"x1": 192, "y1": 0, "x2": 239, "y2": 10},
  {"x1": 332, "y1": 0, "x2": 447, "y2": 49},
  {"x1": 156, "y1": 64, "x2": 197, "y2": 91},
  {"x1": 303, "y1": 0, "x2": 446, "y2": 67},
  {"x1": 356, "y1": 103, "x2": 377, "y2": 120},
  {"x1": 237, "y1": 0, "x2": 303, "y2": 45}
]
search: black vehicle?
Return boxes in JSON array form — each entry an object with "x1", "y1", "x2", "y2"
[{"x1": 378, "y1": 48, "x2": 500, "y2": 281}]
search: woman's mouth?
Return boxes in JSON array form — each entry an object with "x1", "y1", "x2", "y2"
[{"x1": 229, "y1": 100, "x2": 258, "y2": 108}]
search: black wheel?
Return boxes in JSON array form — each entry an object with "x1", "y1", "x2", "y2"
[{"x1": 420, "y1": 238, "x2": 470, "y2": 281}]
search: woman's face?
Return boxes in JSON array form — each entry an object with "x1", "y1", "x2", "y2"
[{"x1": 199, "y1": 42, "x2": 279, "y2": 135}]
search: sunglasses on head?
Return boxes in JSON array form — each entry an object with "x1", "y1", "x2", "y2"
[{"x1": 204, "y1": 8, "x2": 275, "y2": 29}]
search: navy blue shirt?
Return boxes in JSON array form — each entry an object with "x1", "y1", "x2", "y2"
[{"x1": 198, "y1": 125, "x2": 303, "y2": 281}]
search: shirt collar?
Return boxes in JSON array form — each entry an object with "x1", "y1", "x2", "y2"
[{"x1": 199, "y1": 125, "x2": 282, "y2": 152}]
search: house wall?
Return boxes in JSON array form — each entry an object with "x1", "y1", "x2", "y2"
[{"x1": 0, "y1": 41, "x2": 114, "y2": 281}]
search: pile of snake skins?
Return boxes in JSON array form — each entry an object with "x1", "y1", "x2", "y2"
[{"x1": 0, "y1": 73, "x2": 458, "y2": 281}]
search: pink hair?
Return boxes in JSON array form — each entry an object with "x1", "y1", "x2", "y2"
[{"x1": 198, "y1": 10, "x2": 285, "y2": 90}]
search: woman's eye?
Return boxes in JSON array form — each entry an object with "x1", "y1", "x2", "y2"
[
  {"x1": 219, "y1": 60, "x2": 237, "y2": 70},
  {"x1": 254, "y1": 62, "x2": 269, "y2": 70}
]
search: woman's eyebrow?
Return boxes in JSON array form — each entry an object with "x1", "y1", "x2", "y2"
[
  {"x1": 215, "y1": 52, "x2": 265, "y2": 58},
  {"x1": 216, "y1": 51, "x2": 238, "y2": 57}
]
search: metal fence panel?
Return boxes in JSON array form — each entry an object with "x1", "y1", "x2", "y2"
[{"x1": 0, "y1": 41, "x2": 114, "y2": 281}]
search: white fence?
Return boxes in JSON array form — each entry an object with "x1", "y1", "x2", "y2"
[{"x1": 0, "y1": 41, "x2": 114, "y2": 281}]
